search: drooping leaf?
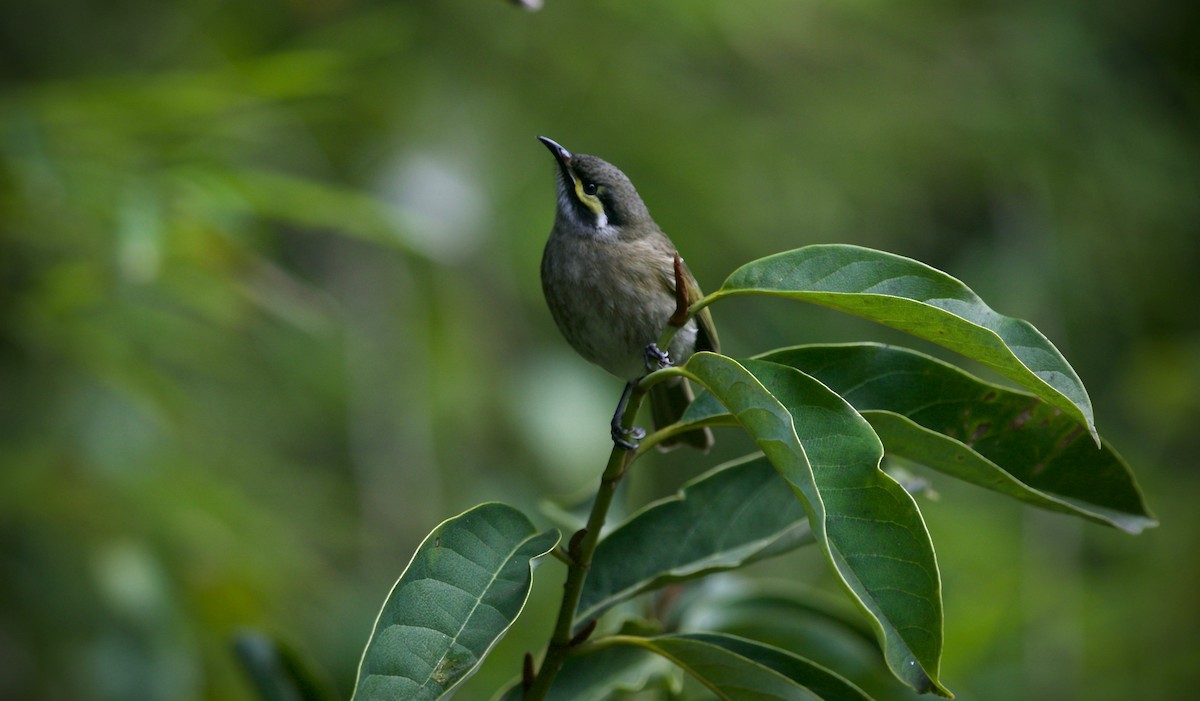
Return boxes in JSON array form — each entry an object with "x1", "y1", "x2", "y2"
[
  {"x1": 492, "y1": 643, "x2": 670, "y2": 701},
  {"x1": 760, "y1": 344, "x2": 1156, "y2": 534},
  {"x1": 609, "y1": 632, "x2": 875, "y2": 701},
  {"x1": 578, "y1": 454, "x2": 814, "y2": 622},
  {"x1": 710, "y1": 244, "x2": 1097, "y2": 442},
  {"x1": 677, "y1": 353, "x2": 949, "y2": 696},
  {"x1": 352, "y1": 503, "x2": 559, "y2": 701},
  {"x1": 676, "y1": 579, "x2": 917, "y2": 698},
  {"x1": 676, "y1": 579, "x2": 876, "y2": 648}
]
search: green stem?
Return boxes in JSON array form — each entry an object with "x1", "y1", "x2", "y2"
[
  {"x1": 631, "y1": 367, "x2": 715, "y2": 456},
  {"x1": 526, "y1": 281, "x2": 712, "y2": 698},
  {"x1": 686, "y1": 289, "x2": 721, "y2": 317},
  {"x1": 524, "y1": 383, "x2": 648, "y2": 700}
]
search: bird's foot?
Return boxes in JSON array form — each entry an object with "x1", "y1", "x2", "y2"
[
  {"x1": 643, "y1": 343, "x2": 672, "y2": 371},
  {"x1": 610, "y1": 422, "x2": 646, "y2": 451},
  {"x1": 610, "y1": 380, "x2": 646, "y2": 450}
]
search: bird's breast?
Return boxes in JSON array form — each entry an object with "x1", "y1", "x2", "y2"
[{"x1": 541, "y1": 232, "x2": 691, "y2": 380}]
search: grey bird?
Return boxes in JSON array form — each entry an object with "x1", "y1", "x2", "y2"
[{"x1": 537, "y1": 136, "x2": 718, "y2": 451}]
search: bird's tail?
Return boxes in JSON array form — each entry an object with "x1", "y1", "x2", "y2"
[{"x1": 649, "y1": 376, "x2": 713, "y2": 452}]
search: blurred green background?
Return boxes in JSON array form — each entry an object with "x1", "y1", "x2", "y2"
[{"x1": 2, "y1": 0, "x2": 1197, "y2": 699}]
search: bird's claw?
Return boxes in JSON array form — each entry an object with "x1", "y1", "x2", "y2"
[
  {"x1": 611, "y1": 424, "x2": 646, "y2": 451},
  {"x1": 643, "y1": 343, "x2": 672, "y2": 371}
]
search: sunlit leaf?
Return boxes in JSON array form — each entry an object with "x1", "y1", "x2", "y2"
[
  {"x1": 710, "y1": 245, "x2": 1097, "y2": 442},
  {"x1": 677, "y1": 353, "x2": 949, "y2": 696},
  {"x1": 351, "y1": 503, "x2": 559, "y2": 701}
]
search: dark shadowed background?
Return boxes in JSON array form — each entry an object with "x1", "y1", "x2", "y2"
[{"x1": 2, "y1": 1, "x2": 1197, "y2": 699}]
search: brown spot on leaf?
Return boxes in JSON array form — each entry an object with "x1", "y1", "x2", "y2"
[
  {"x1": 1011, "y1": 401, "x2": 1038, "y2": 430},
  {"x1": 1057, "y1": 425, "x2": 1084, "y2": 451}
]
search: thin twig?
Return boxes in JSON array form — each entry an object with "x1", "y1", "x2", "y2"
[
  {"x1": 523, "y1": 385, "x2": 647, "y2": 700},
  {"x1": 526, "y1": 259, "x2": 695, "y2": 699}
]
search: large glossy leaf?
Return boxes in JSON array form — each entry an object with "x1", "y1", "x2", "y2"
[
  {"x1": 710, "y1": 244, "x2": 1097, "y2": 442},
  {"x1": 352, "y1": 503, "x2": 559, "y2": 701},
  {"x1": 578, "y1": 454, "x2": 814, "y2": 622},
  {"x1": 609, "y1": 633, "x2": 875, "y2": 701},
  {"x1": 759, "y1": 344, "x2": 1156, "y2": 534},
  {"x1": 677, "y1": 353, "x2": 948, "y2": 696}
]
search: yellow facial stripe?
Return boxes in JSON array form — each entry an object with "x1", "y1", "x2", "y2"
[{"x1": 572, "y1": 176, "x2": 606, "y2": 218}]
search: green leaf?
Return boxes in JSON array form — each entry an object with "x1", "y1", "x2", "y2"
[
  {"x1": 578, "y1": 454, "x2": 814, "y2": 622},
  {"x1": 492, "y1": 644, "x2": 671, "y2": 701},
  {"x1": 711, "y1": 244, "x2": 1097, "y2": 442},
  {"x1": 352, "y1": 503, "x2": 559, "y2": 701},
  {"x1": 179, "y1": 166, "x2": 422, "y2": 251},
  {"x1": 676, "y1": 580, "x2": 912, "y2": 696},
  {"x1": 678, "y1": 353, "x2": 949, "y2": 696},
  {"x1": 233, "y1": 631, "x2": 340, "y2": 701},
  {"x1": 677, "y1": 580, "x2": 876, "y2": 648},
  {"x1": 610, "y1": 632, "x2": 875, "y2": 701},
  {"x1": 761, "y1": 344, "x2": 1156, "y2": 534}
]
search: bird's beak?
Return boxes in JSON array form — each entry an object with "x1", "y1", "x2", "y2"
[{"x1": 537, "y1": 136, "x2": 574, "y2": 185}]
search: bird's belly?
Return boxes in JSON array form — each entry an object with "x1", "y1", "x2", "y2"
[
  {"x1": 543, "y1": 236, "x2": 698, "y2": 381},
  {"x1": 558, "y1": 281, "x2": 698, "y2": 381}
]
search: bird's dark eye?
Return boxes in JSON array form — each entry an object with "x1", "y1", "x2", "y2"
[{"x1": 583, "y1": 182, "x2": 598, "y2": 196}]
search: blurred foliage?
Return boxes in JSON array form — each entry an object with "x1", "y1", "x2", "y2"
[{"x1": 0, "y1": 0, "x2": 1196, "y2": 699}]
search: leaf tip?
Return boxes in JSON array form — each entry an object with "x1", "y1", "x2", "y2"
[{"x1": 907, "y1": 662, "x2": 953, "y2": 698}]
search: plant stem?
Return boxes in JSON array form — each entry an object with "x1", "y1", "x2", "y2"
[
  {"x1": 524, "y1": 383, "x2": 647, "y2": 700},
  {"x1": 527, "y1": 284, "x2": 696, "y2": 698}
]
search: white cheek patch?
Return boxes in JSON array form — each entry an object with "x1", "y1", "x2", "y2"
[{"x1": 557, "y1": 188, "x2": 582, "y2": 226}]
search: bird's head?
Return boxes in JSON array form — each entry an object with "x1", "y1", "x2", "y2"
[{"x1": 538, "y1": 136, "x2": 651, "y2": 237}]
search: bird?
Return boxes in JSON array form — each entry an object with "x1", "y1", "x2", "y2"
[{"x1": 537, "y1": 136, "x2": 718, "y2": 451}]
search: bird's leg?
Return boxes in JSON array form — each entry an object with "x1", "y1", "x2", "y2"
[
  {"x1": 610, "y1": 381, "x2": 646, "y2": 450},
  {"x1": 643, "y1": 343, "x2": 672, "y2": 371}
]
